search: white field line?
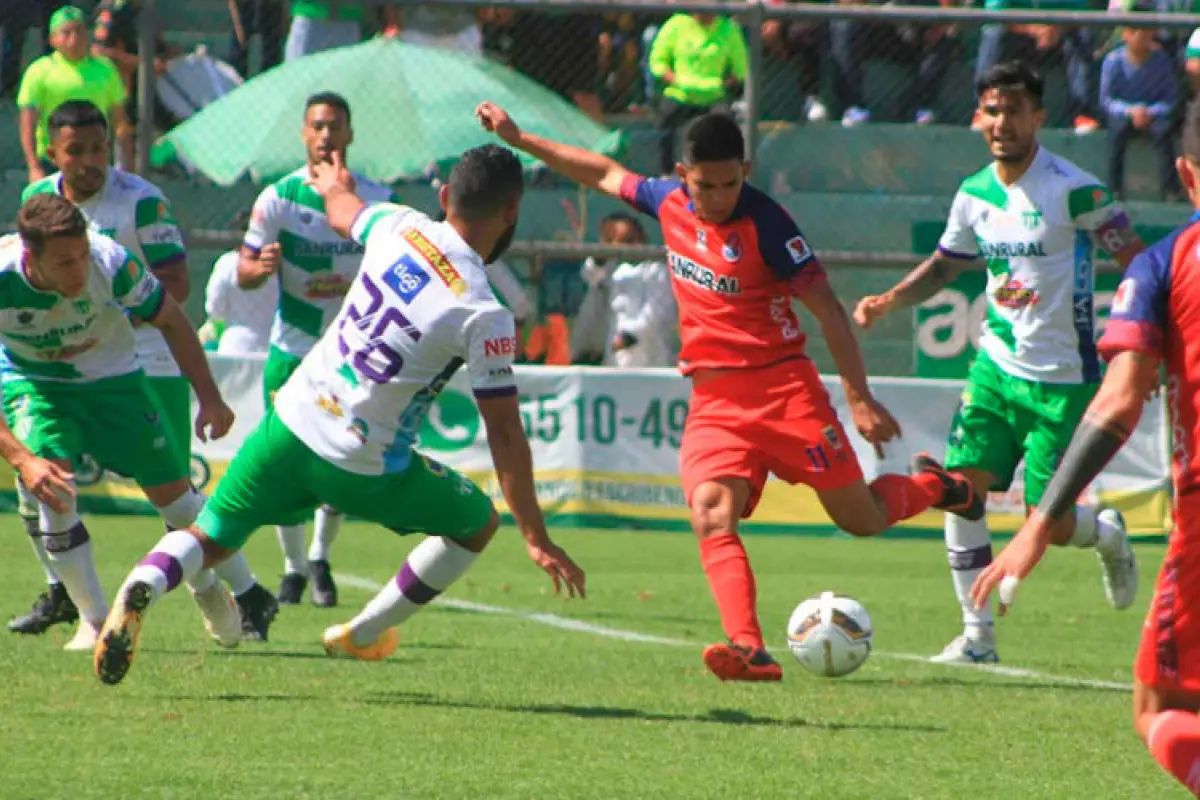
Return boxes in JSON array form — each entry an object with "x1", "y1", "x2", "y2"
[{"x1": 336, "y1": 573, "x2": 1132, "y2": 692}]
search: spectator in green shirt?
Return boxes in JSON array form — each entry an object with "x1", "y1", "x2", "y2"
[
  {"x1": 17, "y1": 5, "x2": 132, "y2": 183},
  {"x1": 284, "y1": 0, "x2": 399, "y2": 62},
  {"x1": 648, "y1": 12, "x2": 747, "y2": 174}
]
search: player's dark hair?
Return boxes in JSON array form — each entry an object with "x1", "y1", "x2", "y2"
[
  {"x1": 681, "y1": 113, "x2": 745, "y2": 165},
  {"x1": 19, "y1": 194, "x2": 88, "y2": 254},
  {"x1": 48, "y1": 99, "x2": 108, "y2": 137},
  {"x1": 305, "y1": 91, "x2": 352, "y2": 125},
  {"x1": 1183, "y1": 100, "x2": 1200, "y2": 162},
  {"x1": 447, "y1": 144, "x2": 524, "y2": 222},
  {"x1": 976, "y1": 60, "x2": 1045, "y2": 108},
  {"x1": 601, "y1": 212, "x2": 644, "y2": 240}
]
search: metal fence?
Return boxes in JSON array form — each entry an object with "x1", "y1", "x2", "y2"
[{"x1": 5, "y1": 0, "x2": 1196, "y2": 374}]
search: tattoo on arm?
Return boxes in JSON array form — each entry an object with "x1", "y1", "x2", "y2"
[
  {"x1": 1037, "y1": 411, "x2": 1132, "y2": 521},
  {"x1": 891, "y1": 256, "x2": 959, "y2": 308}
]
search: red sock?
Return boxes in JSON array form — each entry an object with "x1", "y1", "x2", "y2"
[
  {"x1": 1148, "y1": 710, "x2": 1200, "y2": 795},
  {"x1": 698, "y1": 533, "x2": 763, "y2": 649},
  {"x1": 869, "y1": 473, "x2": 944, "y2": 527}
]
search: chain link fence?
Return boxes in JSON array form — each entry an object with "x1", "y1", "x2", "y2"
[{"x1": 1, "y1": 0, "x2": 1194, "y2": 374}]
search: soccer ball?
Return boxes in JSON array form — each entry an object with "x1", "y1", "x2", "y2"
[{"x1": 786, "y1": 591, "x2": 873, "y2": 678}]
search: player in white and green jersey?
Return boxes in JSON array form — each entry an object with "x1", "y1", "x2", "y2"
[
  {"x1": 0, "y1": 194, "x2": 242, "y2": 653},
  {"x1": 8, "y1": 100, "x2": 279, "y2": 644},
  {"x1": 95, "y1": 145, "x2": 586, "y2": 686},
  {"x1": 854, "y1": 61, "x2": 1146, "y2": 664},
  {"x1": 238, "y1": 92, "x2": 399, "y2": 608}
]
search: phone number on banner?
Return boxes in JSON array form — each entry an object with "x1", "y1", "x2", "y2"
[{"x1": 517, "y1": 392, "x2": 689, "y2": 449}]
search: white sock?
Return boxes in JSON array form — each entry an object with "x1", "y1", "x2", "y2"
[
  {"x1": 16, "y1": 477, "x2": 37, "y2": 518},
  {"x1": 125, "y1": 529, "x2": 206, "y2": 606},
  {"x1": 349, "y1": 538, "x2": 478, "y2": 646},
  {"x1": 45, "y1": 528, "x2": 108, "y2": 626},
  {"x1": 277, "y1": 524, "x2": 308, "y2": 576},
  {"x1": 308, "y1": 506, "x2": 343, "y2": 563},
  {"x1": 215, "y1": 551, "x2": 257, "y2": 596},
  {"x1": 1070, "y1": 506, "x2": 1099, "y2": 548},
  {"x1": 945, "y1": 514, "x2": 994, "y2": 641},
  {"x1": 188, "y1": 567, "x2": 218, "y2": 593},
  {"x1": 25, "y1": 520, "x2": 60, "y2": 584},
  {"x1": 39, "y1": 489, "x2": 108, "y2": 625}
]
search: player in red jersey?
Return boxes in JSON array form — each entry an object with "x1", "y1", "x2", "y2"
[
  {"x1": 478, "y1": 102, "x2": 984, "y2": 682},
  {"x1": 972, "y1": 101, "x2": 1200, "y2": 797}
]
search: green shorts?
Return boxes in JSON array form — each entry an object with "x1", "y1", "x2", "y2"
[
  {"x1": 944, "y1": 352, "x2": 1097, "y2": 508},
  {"x1": 262, "y1": 346, "x2": 302, "y2": 410},
  {"x1": 146, "y1": 376, "x2": 191, "y2": 467},
  {"x1": 197, "y1": 409, "x2": 496, "y2": 550},
  {"x1": 3, "y1": 371, "x2": 188, "y2": 489}
]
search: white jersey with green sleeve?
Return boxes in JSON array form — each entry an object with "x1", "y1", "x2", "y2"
[
  {"x1": 21, "y1": 169, "x2": 187, "y2": 378},
  {"x1": 937, "y1": 147, "x2": 1126, "y2": 384},
  {"x1": 0, "y1": 232, "x2": 163, "y2": 382},
  {"x1": 273, "y1": 203, "x2": 518, "y2": 477},
  {"x1": 243, "y1": 167, "x2": 398, "y2": 358}
]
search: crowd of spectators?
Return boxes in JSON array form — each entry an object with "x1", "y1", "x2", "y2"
[{"x1": 7, "y1": 0, "x2": 1200, "y2": 364}]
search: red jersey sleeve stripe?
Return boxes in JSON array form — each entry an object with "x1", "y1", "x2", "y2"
[
  {"x1": 789, "y1": 261, "x2": 828, "y2": 297},
  {"x1": 1097, "y1": 320, "x2": 1163, "y2": 361}
]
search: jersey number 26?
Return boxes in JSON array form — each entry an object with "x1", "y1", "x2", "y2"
[{"x1": 337, "y1": 273, "x2": 421, "y2": 383}]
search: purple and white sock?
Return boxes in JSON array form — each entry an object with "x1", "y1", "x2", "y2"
[
  {"x1": 348, "y1": 538, "x2": 478, "y2": 646},
  {"x1": 125, "y1": 530, "x2": 207, "y2": 604}
]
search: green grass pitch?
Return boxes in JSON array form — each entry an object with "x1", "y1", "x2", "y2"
[{"x1": 0, "y1": 515, "x2": 1184, "y2": 798}]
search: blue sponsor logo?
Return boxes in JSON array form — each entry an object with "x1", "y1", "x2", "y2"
[{"x1": 383, "y1": 254, "x2": 431, "y2": 303}]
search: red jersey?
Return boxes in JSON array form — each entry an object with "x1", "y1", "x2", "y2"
[
  {"x1": 1098, "y1": 212, "x2": 1200, "y2": 500},
  {"x1": 619, "y1": 175, "x2": 824, "y2": 375}
]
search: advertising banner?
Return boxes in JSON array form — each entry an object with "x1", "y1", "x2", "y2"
[{"x1": 2, "y1": 359, "x2": 1169, "y2": 536}]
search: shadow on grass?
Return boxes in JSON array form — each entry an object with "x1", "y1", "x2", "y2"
[
  {"x1": 829, "y1": 675, "x2": 1130, "y2": 695},
  {"x1": 360, "y1": 691, "x2": 946, "y2": 734}
]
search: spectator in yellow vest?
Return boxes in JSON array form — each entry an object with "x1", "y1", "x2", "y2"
[
  {"x1": 18, "y1": 6, "x2": 132, "y2": 183},
  {"x1": 648, "y1": 13, "x2": 747, "y2": 175}
]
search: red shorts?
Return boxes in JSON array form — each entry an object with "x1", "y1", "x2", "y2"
[
  {"x1": 1135, "y1": 512, "x2": 1200, "y2": 691},
  {"x1": 679, "y1": 358, "x2": 863, "y2": 518}
]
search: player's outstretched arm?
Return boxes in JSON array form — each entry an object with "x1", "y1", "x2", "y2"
[
  {"x1": 971, "y1": 349, "x2": 1159, "y2": 611},
  {"x1": 477, "y1": 393, "x2": 587, "y2": 598},
  {"x1": 146, "y1": 295, "x2": 235, "y2": 442},
  {"x1": 799, "y1": 276, "x2": 900, "y2": 456},
  {"x1": 307, "y1": 152, "x2": 363, "y2": 239},
  {"x1": 853, "y1": 251, "x2": 967, "y2": 330},
  {"x1": 477, "y1": 102, "x2": 634, "y2": 199}
]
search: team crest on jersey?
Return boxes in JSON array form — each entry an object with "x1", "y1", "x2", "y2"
[
  {"x1": 722, "y1": 232, "x2": 743, "y2": 263},
  {"x1": 304, "y1": 274, "x2": 351, "y2": 300},
  {"x1": 696, "y1": 229, "x2": 707, "y2": 250},
  {"x1": 404, "y1": 229, "x2": 465, "y2": 297},
  {"x1": 1021, "y1": 206, "x2": 1043, "y2": 230},
  {"x1": 15, "y1": 311, "x2": 33, "y2": 327},
  {"x1": 73, "y1": 299, "x2": 90, "y2": 315},
  {"x1": 348, "y1": 418, "x2": 369, "y2": 444}
]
